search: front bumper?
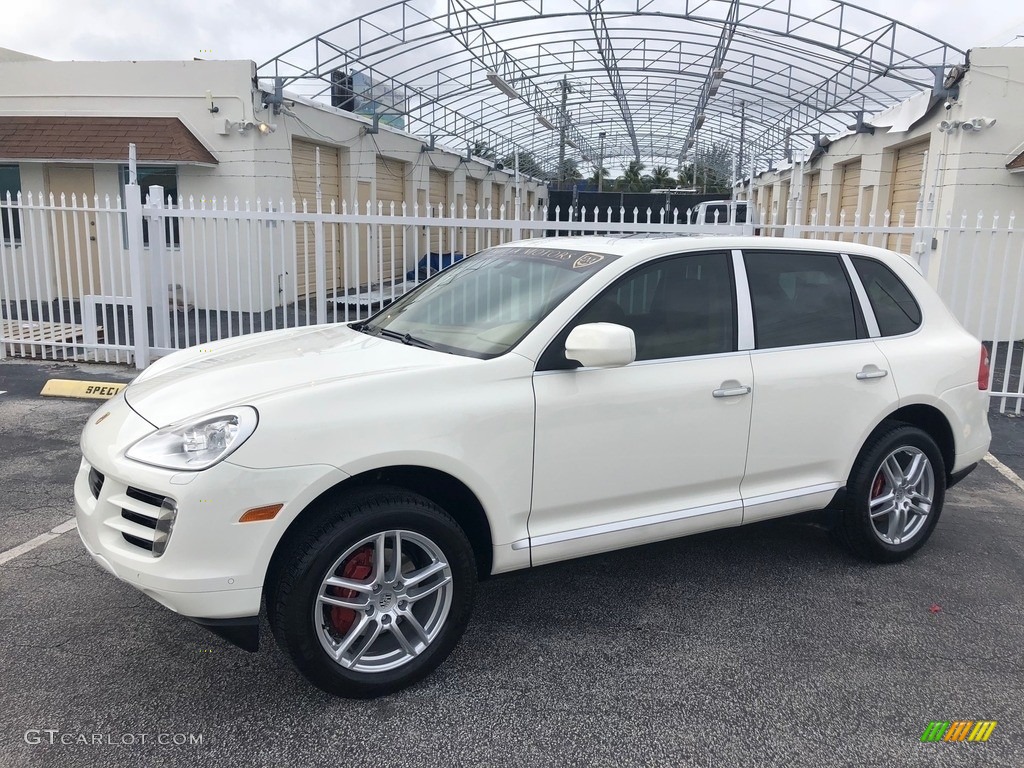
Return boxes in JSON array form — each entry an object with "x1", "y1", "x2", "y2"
[{"x1": 75, "y1": 393, "x2": 346, "y2": 634}]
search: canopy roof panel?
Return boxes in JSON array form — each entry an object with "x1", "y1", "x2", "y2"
[{"x1": 258, "y1": 0, "x2": 964, "y2": 177}]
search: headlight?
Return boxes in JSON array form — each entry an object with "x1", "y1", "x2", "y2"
[{"x1": 125, "y1": 407, "x2": 258, "y2": 471}]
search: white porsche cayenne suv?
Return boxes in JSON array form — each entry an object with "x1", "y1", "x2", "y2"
[{"x1": 75, "y1": 236, "x2": 991, "y2": 697}]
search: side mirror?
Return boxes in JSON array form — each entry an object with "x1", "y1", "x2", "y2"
[{"x1": 565, "y1": 323, "x2": 636, "y2": 368}]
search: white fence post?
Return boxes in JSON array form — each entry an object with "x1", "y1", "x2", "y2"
[
  {"x1": 314, "y1": 150, "x2": 327, "y2": 323},
  {"x1": 125, "y1": 183, "x2": 150, "y2": 369},
  {"x1": 146, "y1": 185, "x2": 172, "y2": 352},
  {"x1": 510, "y1": 190, "x2": 523, "y2": 241}
]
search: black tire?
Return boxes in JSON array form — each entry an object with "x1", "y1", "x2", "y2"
[
  {"x1": 267, "y1": 487, "x2": 476, "y2": 698},
  {"x1": 833, "y1": 423, "x2": 946, "y2": 563}
]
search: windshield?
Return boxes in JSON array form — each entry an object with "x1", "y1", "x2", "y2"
[{"x1": 358, "y1": 245, "x2": 621, "y2": 358}]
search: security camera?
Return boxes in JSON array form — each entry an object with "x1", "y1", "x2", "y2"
[{"x1": 944, "y1": 101, "x2": 952, "y2": 111}]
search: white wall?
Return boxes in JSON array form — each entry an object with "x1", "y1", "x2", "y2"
[{"x1": 938, "y1": 47, "x2": 1024, "y2": 223}]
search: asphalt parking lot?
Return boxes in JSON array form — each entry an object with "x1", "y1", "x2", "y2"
[{"x1": 1, "y1": 358, "x2": 1022, "y2": 768}]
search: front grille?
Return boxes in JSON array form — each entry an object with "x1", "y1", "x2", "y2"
[
  {"x1": 88, "y1": 468, "x2": 105, "y2": 499},
  {"x1": 118, "y1": 486, "x2": 177, "y2": 556}
]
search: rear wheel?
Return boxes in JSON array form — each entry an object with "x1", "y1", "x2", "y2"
[
  {"x1": 268, "y1": 488, "x2": 476, "y2": 698},
  {"x1": 834, "y1": 424, "x2": 946, "y2": 563}
]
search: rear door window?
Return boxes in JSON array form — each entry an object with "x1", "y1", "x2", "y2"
[{"x1": 744, "y1": 250, "x2": 863, "y2": 348}]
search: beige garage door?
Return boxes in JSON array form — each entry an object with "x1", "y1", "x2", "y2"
[
  {"x1": 376, "y1": 156, "x2": 408, "y2": 282},
  {"x1": 292, "y1": 140, "x2": 341, "y2": 296},
  {"x1": 488, "y1": 184, "x2": 501, "y2": 220},
  {"x1": 759, "y1": 184, "x2": 774, "y2": 234},
  {"x1": 887, "y1": 140, "x2": 928, "y2": 250},
  {"x1": 778, "y1": 182, "x2": 790, "y2": 228},
  {"x1": 463, "y1": 176, "x2": 484, "y2": 254},
  {"x1": 464, "y1": 177, "x2": 480, "y2": 215},
  {"x1": 838, "y1": 160, "x2": 862, "y2": 223},
  {"x1": 429, "y1": 168, "x2": 450, "y2": 252},
  {"x1": 805, "y1": 172, "x2": 821, "y2": 226}
]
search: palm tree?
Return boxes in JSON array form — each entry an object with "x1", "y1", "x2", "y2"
[
  {"x1": 651, "y1": 166, "x2": 674, "y2": 189},
  {"x1": 589, "y1": 166, "x2": 610, "y2": 188},
  {"x1": 557, "y1": 158, "x2": 582, "y2": 186},
  {"x1": 617, "y1": 160, "x2": 646, "y2": 192},
  {"x1": 499, "y1": 151, "x2": 543, "y2": 178}
]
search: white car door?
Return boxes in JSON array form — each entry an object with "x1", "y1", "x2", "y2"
[
  {"x1": 528, "y1": 250, "x2": 753, "y2": 565},
  {"x1": 738, "y1": 248, "x2": 899, "y2": 522}
]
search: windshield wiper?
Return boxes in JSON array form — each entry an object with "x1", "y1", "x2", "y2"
[{"x1": 376, "y1": 327, "x2": 438, "y2": 350}]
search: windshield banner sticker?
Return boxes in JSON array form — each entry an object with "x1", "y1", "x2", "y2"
[{"x1": 493, "y1": 246, "x2": 619, "y2": 272}]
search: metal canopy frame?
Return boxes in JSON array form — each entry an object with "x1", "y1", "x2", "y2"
[{"x1": 258, "y1": 0, "x2": 964, "y2": 178}]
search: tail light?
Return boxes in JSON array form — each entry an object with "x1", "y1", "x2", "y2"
[{"x1": 979, "y1": 344, "x2": 991, "y2": 390}]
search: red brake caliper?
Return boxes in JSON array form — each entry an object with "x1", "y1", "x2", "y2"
[
  {"x1": 871, "y1": 472, "x2": 885, "y2": 499},
  {"x1": 328, "y1": 546, "x2": 373, "y2": 636}
]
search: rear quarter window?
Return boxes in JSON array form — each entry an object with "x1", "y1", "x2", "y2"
[{"x1": 851, "y1": 256, "x2": 922, "y2": 336}]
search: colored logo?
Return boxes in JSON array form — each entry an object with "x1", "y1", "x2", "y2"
[
  {"x1": 572, "y1": 253, "x2": 605, "y2": 269},
  {"x1": 920, "y1": 721, "x2": 997, "y2": 742}
]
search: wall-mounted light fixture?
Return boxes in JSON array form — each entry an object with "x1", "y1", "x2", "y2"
[
  {"x1": 232, "y1": 120, "x2": 275, "y2": 136},
  {"x1": 961, "y1": 117, "x2": 997, "y2": 132}
]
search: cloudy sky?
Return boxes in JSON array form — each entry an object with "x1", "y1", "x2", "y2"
[{"x1": 2, "y1": 0, "x2": 1022, "y2": 64}]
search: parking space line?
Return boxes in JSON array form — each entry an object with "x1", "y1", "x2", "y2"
[
  {"x1": 0, "y1": 518, "x2": 77, "y2": 567},
  {"x1": 984, "y1": 453, "x2": 1024, "y2": 495}
]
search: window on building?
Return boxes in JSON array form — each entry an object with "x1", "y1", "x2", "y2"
[
  {"x1": 0, "y1": 165, "x2": 22, "y2": 242},
  {"x1": 852, "y1": 256, "x2": 922, "y2": 336},
  {"x1": 745, "y1": 250, "x2": 862, "y2": 349},
  {"x1": 120, "y1": 165, "x2": 179, "y2": 247}
]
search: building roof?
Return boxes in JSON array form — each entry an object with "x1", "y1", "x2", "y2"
[
  {"x1": 1008, "y1": 150, "x2": 1024, "y2": 173},
  {"x1": 0, "y1": 117, "x2": 217, "y2": 165}
]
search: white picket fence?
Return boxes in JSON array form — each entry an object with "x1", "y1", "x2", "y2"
[{"x1": 2, "y1": 185, "x2": 1023, "y2": 410}]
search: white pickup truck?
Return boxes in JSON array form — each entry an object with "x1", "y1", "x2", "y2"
[{"x1": 693, "y1": 199, "x2": 757, "y2": 227}]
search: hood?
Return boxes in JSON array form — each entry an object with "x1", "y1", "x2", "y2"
[{"x1": 125, "y1": 325, "x2": 469, "y2": 426}]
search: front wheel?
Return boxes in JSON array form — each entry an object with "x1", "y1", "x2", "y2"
[
  {"x1": 268, "y1": 488, "x2": 476, "y2": 698},
  {"x1": 834, "y1": 424, "x2": 946, "y2": 563}
]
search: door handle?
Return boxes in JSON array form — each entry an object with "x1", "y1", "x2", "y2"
[
  {"x1": 713, "y1": 385, "x2": 751, "y2": 398},
  {"x1": 856, "y1": 366, "x2": 888, "y2": 380}
]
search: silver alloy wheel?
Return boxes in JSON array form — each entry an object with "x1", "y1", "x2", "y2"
[
  {"x1": 868, "y1": 446, "x2": 935, "y2": 546},
  {"x1": 313, "y1": 529, "x2": 454, "y2": 673}
]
